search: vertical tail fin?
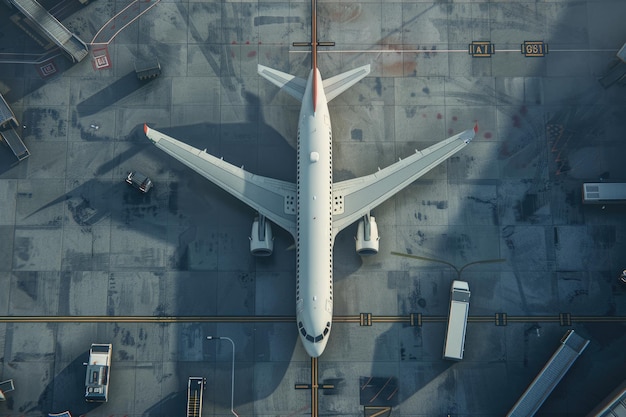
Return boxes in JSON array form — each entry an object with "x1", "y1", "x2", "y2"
[
  {"x1": 259, "y1": 0, "x2": 368, "y2": 106},
  {"x1": 311, "y1": 0, "x2": 318, "y2": 73}
]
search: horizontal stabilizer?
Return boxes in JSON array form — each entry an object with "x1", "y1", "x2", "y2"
[
  {"x1": 258, "y1": 65, "x2": 306, "y2": 102},
  {"x1": 323, "y1": 64, "x2": 371, "y2": 102}
]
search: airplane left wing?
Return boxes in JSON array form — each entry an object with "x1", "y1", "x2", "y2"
[
  {"x1": 144, "y1": 124, "x2": 297, "y2": 238},
  {"x1": 258, "y1": 65, "x2": 307, "y2": 102},
  {"x1": 331, "y1": 126, "x2": 476, "y2": 237}
]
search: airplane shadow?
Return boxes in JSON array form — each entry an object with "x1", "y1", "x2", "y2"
[
  {"x1": 26, "y1": 352, "x2": 101, "y2": 416},
  {"x1": 144, "y1": 92, "x2": 296, "y2": 182},
  {"x1": 27, "y1": 93, "x2": 298, "y2": 409},
  {"x1": 76, "y1": 72, "x2": 150, "y2": 118}
]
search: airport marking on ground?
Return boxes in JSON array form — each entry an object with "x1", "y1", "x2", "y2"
[
  {"x1": 91, "y1": 0, "x2": 161, "y2": 46},
  {"x1": 469, "y1": 41, "x2": 495, "y2": 57},
  {"x1": 311, "y1": 357, "x2": 318, "y2": 417},
  {"x1": 289, "y1": 47, "x2": 615, "y2": 55},
  {"x1": 522, "y1": 40, "x2": 549, "y2": 57},
  {"x1": 364, "y1": 406, "x2": 392, "y2": 417},
  {"x1": 1, "y1": 315, "x2": 625, "y2": 324},
  {"x1": 89, "y1": 0, "x2": 161, "y2": 70},
  {"x1": 91, "y1": 45, "x2": 111, "y2": 70}
]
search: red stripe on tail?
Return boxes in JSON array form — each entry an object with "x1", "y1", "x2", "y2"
[{"x1": 311, "y1": 0, "x2": 317, "y2": 112}]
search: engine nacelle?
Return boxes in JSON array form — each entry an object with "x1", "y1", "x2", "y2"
[
  {"x1": 249, "y1": 215, "x2": 273, "y2": 256},
  {"x1": 355, "y1": 215, "x2": 380, "y2": 256}
]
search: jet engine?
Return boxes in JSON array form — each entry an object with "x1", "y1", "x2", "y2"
[
  {"x1": 355, "y1": 214, "x2": 379, "y2": 256},
  {"x1": 249, "y1": 214, "x2": 273, "y2": 256}
]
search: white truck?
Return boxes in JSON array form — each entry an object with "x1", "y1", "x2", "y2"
[
  {"x1": 443, "y1": 281, "x2": 470, "y2": 361},
  {"x1": 582, "y1": 182, "x2": 626, "y2": 204},
  {"x1": 84, "y1": 343, "x2": 112, "y2": 402}
]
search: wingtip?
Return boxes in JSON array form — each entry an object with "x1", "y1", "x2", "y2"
[
  {"x1": 143, "y1": 123, "x2": 149, "y2": 135},
  {"x1": 460, "y1": 124, "x2": 477, "y2": 144}
]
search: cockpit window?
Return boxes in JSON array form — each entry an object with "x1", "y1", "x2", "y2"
[{"x1": 299, "y1": 321, "x2": 332, "y2": 343}]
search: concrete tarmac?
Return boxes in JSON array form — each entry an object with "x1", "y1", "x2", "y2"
[{"x1": 1, "y1": 0, "x2": 626, "y2": 416}]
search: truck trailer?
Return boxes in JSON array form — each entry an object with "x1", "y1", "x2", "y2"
[
  {"x1": 582, "y1": 182, "x2": 626, "y2": 204},
  {"x1": 443, "y1": 280, "x2": 470, "y2": 361}
]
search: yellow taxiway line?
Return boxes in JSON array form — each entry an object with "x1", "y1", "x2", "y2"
[{"x1": 1, "y1": 315, "x2": 625, "y2": 324}]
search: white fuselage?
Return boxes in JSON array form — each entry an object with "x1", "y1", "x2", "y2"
[{"x1": 295, "y1": 68, "x2": 334, "y2": 357}]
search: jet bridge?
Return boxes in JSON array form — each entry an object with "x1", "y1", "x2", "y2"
[
  {"x1": 0, "y1": 93, "x2": 30, "y2": 161},
  {"x1": 585, "y1": 380, "x2": 626, "y2": 417},
  {"x1": 507, "y1": 330, "x2": 590, "y2": 417},
  {"x1": 7, "y1": 0, "x2": 88, "y2": 63}
]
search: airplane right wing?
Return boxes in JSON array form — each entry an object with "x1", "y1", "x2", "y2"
[
  {"x1": 331, "y1": 126, "x2": 477, "y2": 236},
  {"x1": 322, "y1": 64, "x2": 371, "y2": 102},
  {"x1": 144, "y1": 124, "x2": 297, "y2": 238}
]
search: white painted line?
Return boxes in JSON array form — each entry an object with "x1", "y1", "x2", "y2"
[
  {"x1": 289, "y1": 48, "x2": 618, "y2": 54},
  {"x1": 289, "y1": 49, "x2": 467, "y2": 54},
  {"x1": 91, "y1": 0, "x2": 161, "y2": 46}
]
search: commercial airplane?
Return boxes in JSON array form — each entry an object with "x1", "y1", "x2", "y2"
[{"x1": 144, "y1": 0, "x2": 476, "y2": 357}]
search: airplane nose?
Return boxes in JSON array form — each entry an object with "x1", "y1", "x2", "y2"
[{"x1": 303, "y1": 339, "x2": 326, "y2": 358}]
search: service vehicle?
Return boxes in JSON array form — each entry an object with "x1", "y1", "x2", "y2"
[
  {"x1": 125, "y1": 171, "x2": 153, "y2": 193},
  {"x1": 443, "y1": 281, "x2": 470, "y2": 361},
  {"x1": 84, "y1": 343, "x2": 112, "y2": 402},
  {"x1": 582, "y1": 182, "x2": 626, "y2": 204},
  {"x1": 187, "y1": 377, "x2": 206, "y2": 417}
]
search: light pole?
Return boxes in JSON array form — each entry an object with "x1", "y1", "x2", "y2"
[{"x1": 207, "y1": 336, "x2": 238, "y2": 417}]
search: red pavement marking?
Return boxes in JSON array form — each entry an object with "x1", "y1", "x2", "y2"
[
  {"x1": 91, "y1": 0, "x2": 161, "y2": 48},
  {"x1": 92, "y1": 46, "x2": 112, "y2": 70}
]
